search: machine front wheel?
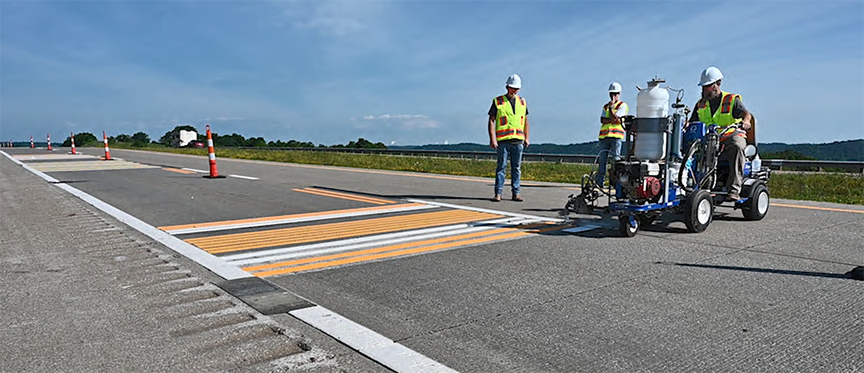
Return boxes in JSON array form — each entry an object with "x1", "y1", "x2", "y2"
[
  {"x1": 619, "y1": 214, "x2": 639, "y2": 237},
  {"x1": 684, "y1": 190, "x2": 714, "y2": 233},
  {"x1": 742, "y1": 184, "x2": 770, "y2": 220}
]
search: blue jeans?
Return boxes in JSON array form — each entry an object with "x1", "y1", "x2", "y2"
[
  {"x1": 495, "y1": 141, "x2": 523, "y2": 196},
  {"x1": 596, "y1": 137, "x2": 622, "y2": 185}
]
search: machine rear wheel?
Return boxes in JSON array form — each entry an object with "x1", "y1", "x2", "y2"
[
  {"x1": 743, "y1": 184, "x2": 769, "y2": 220},
  {"x1": 619, "y1": 214, "x2": 639, "y2": 237},
  {"x1": 684, "y1": 190, "x2": 714, "y2": 233}
]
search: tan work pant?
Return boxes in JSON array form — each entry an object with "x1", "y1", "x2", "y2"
[{"x1": 721, "y1": 135, "x2": 746, "y2": 196}]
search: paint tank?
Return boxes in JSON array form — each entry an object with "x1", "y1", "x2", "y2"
[{"x1": 633, "y1": 77, "x2": 670, "y2": 161}]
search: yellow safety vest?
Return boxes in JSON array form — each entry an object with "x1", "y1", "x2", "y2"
[
  {"x1": 599, "y1": 101, "x2": 627, "y2": 140},
  {"x1": 494, "y1": 95, "x2": 527, "y2": 141},
  {"x1": 696, "y1": 91, "x2": 746, "y2": 140}
]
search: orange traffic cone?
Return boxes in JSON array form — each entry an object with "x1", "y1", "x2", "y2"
[
  {"x1": 30, "y1": 136, "x2": 34, "y2": 148},
  {"x1": 47, "y1": 134, "x2": 53, "y2": 151},
  {"x1": 203, "y1": 124, "x2": 225, "y2": 179},
  {"x1": 70, "y1": 132, "x2": 77, "y2": 155},
  {"x1": 103, "y1": 131, "x2": 112, "y2": 160}
]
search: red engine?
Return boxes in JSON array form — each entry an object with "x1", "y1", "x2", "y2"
[{"x1": 635, "y1": 177, "x2": 662, "y2": 200}]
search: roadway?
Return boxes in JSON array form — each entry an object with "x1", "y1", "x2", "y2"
[{"x1": 3, "y1": 147, "x2": 863, "y2": 372}]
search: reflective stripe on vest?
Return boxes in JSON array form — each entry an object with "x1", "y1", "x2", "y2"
[
  {"x1": 696, "y1": 91, "x2": 746, "y2": 140},
  {"x1": 599, "y1": 101, "x2": 627, "y2": 140},
  {"x1": 495, "y1": 95, "x2": 527, "y2": 141}
]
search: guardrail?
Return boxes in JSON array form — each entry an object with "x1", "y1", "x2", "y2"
[{"x1": 236, "y1": 147, "x2": 864, "y2": 173}]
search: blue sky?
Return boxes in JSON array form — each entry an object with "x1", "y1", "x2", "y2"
[{"x1": 2, "y1": 0, "x2": 862, "y2": 146}]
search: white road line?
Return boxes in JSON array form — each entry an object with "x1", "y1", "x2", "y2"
[
  {"x1": 562, "y1": 224, "x2": 604, "y2": 233},
  {"x1": 182, "y1": 167, "x2": 209, "y2": 173},
  {"x1": 291, "y1": 306, "x2": 457, "y2": 373},
  {"x1": 230, "y1": 217, "x2": 539, "y2": 266},
  {"x1": 167, "y1": 204, "x2": 439, "y2": 235},
  {"x1": 407, "y1": 198, "x2": 565, "y2": 223},
  {"x1": 228, "y1": 174, "x2": 259, "y2": 180}
]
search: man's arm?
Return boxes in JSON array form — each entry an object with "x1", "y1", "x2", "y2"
[
  {"x1": 600, "y1": 103, "x2": 618, "y2": 124},
  {"x1": 488, "y1": 116, "x2": 498, "y2": 149},
  {"x1": 733, "y1": 96, "x2": 752, "y2": 130},
  {"x1": 523, "y1": 116, "x2": 530, "y2": 147}
]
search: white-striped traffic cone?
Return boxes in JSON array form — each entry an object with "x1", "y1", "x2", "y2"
[
  {"x1": 70, "y1": 132, "x2": 77, "y2": 155},
  {"x1": 103, "y1": 131, "x2": 112, "y2": 160},
  {"x1": 30, "y1": 136, "x2": 34, "y2": 148},
  {"x1": 47, "y1": 134, "x2": 52, "y2": 151},
  {"x1": 203, "y1": 124, "x2": 225, "y2": 179}
]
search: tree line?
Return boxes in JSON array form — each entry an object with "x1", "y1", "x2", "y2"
[{"x1": 60, "y1": 125, "x2": 387, "y2": 149}]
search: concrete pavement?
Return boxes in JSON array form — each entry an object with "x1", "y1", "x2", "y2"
[{"x1": 0, "y1": 153, "x2": 389, "y2": 372}]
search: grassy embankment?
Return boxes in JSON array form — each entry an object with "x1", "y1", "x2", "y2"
[{"x1": 110, "y1": 144, "x2": 864, "y2": 205}]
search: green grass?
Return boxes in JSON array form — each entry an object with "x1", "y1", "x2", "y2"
[{"x1": 109, "y1": 143, "x2": 864, "y2": 205}]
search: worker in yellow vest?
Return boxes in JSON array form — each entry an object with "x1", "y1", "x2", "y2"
[
  {"x1": 688, "y1": 66, "x2": 752, "y2": 201},
  {"x1": 596, "y1": 82, "x2": 629, "y2": 186},
  {"x1": 488, "y1": 74, "x2": 530, "y2": 202}
]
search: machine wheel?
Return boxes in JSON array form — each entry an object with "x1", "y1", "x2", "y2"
[
  {"x1": 619, "y1": 214, "x2": 639, "y2": 237},
  {"x1": 684, "y1": 189, "x2": 714, "y2": 233},
  {"x1": 742, "y1": 184, "x2": 770, "y2": 220},
  {"x1": 639, "y1": 212, "x2": 659, "y2": 226}
]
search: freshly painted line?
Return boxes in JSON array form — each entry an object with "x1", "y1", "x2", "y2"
[
  {"x1": 229, "y1": 217, "x2": 538, "y2": 266},
  {"x1": 222, "y1": 217, "x2": 523, "y2": 262},
  {"x1": 562, "y1": 224, "x2": 604, "y2": 233},
  {"x1": 188, "y1": 210, "x2": 502, "y2": 254},
  {"x1": 294, "y1": 187, "x2": 395, "y2": 205},
  {"x1": 245, "y1": 226, "x2": 528, "y2": 274},
  {"x1": 290, "y1": 306, "x2": 458, "y2": 373},
  {"x1": 407, "y1": 198, "x2": 566, "y2": 222},
  {"x1": 182, "y1": 167, "x2": 209, "y2": 173},
  {"x1": 163, "y1": 167, "x2": 197, "y2": 174},
  {"x1": 253, "y1": 227, "x2": 564, "y2": 276},
  {"x1": 772, "y1": 203, "x2": 864, "y2": 214},
  {"x1": 162, "y1": 203, "x2": 438, "y2": 235},
  {"x1": 228, "y1": 174, "x2": 259, "y2": 180}
]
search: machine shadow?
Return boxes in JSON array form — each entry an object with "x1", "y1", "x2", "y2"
[{"x1": 656, "y1": 262, "x2": 853, "y2": 280}]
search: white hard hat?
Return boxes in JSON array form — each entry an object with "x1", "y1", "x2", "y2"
[
  {"x1": 505, "y1": 74, "x2": 522, "y2": 89},
  {"x1": 698, "y1": 66, "x2": 723, "y2": 86},
  {"x1": 608, "y1": 82, "x2": 622, "y2": 93}
]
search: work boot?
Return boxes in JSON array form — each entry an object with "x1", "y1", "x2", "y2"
[
  {"x1": 512, "y1": 194, "x2": 523, "y2": 202},
  {"x1": 726, "y1": 193, "x2": 740, "y2": 202},
  {"x1": 491, "y1": 195, "x2": 502, "y2": 202}
]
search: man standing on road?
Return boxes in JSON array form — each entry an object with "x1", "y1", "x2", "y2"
[
  {"x1": 688, "y1": 66, "x2": 752, "y2": 201},
  {"x1": 596, "y1": 82, "x2": 629, "y2": 186},
  {"x1": 488, "y1": 74, "x2": 530, "y2": 202}
]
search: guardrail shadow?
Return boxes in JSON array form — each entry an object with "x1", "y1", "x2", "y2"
[{"x1": 656, "y1": 261, "x2": 854, "y2": 280}]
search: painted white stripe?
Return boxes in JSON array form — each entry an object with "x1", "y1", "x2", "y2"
[
  {"x1": 207, "y1": 139, "x2": 214, "y2": 147},
  {"x1": 208, "y1": 153, "x2": 216, "y2": 161},
  {"x1": 291, "y1": 306, "x2": 458, "y2": 373},
  {"x1": 182, "y1": 167, "x2": 209, "y2": 173},
  {"x1": 232, "y1": 218, "x2": 539, "y2": 266},
  {"x1": 228, "y1": 174, "x2": 259, "y2": 180},
  {"x1": 562, "y1": 224, "x2": 604, "y2": 233},
  {"x1": 167, "y1": 204, "x2": 439, "y2": 235},
  {"x1": 407, "y1": 198, "x2": 565, "y2": 223}
]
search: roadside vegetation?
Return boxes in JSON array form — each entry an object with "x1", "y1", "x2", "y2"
[{"x1": 107, "y1": 143, "x2": 864, "y2": 206}]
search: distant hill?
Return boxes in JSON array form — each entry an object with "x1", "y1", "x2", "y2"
[{"x1": 392, "y1": 139, "x2": 864, "y2": 161}]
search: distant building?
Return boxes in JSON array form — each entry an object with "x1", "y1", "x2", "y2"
[{"x1": 171, "y1": 130, "x2": 197, "y2": 147}]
